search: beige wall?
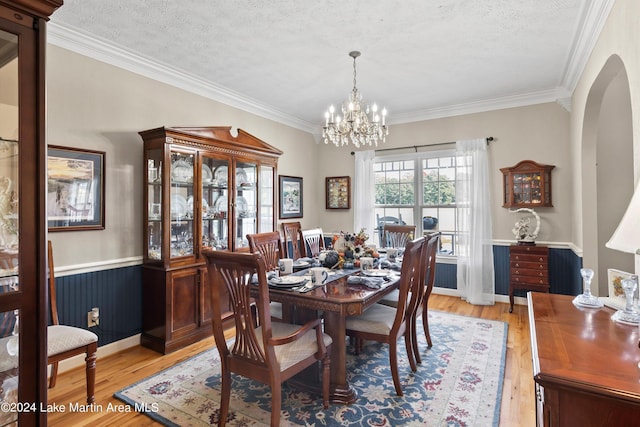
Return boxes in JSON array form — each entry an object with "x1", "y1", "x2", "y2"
[
  {"x1": 571, "y1": 0, "x2": 640, "y2": 255},
  {"x1": 318, "y1": 103, "x2": 572, "y2": 243},
  {"x1": 47, "y1": 45, "x2": 574, "y2": 267},
  {"x1": 47, "y1": 45, "x2": 321, "y2": 266}
]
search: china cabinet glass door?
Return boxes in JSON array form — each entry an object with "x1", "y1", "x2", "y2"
[
  {"x1": 235, "y1": 161, "x2": 257, "y2": 250},
  {"x1": 146, "y1": 149, "x2": 162, "y2": 260},
  {"x1": 170, "y1": 151, "x2": 195, "y2": 258},
  {"x1": 202, "y1": 155, "x2": 230, "y2": 250},
  {"x1": 0, "y1": 27, "x2": 19, "y2": 426},
  {"x1": 259, "y1": 165, "x2": 275, "y2": 232}
]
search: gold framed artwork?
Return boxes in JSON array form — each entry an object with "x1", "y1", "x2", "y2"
[{"x1": 326, "y1": 176, "x2": 350, "y2": 210}]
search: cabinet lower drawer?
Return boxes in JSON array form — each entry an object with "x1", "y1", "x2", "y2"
[
  {"x1": 512, "y1": 275, "x2": 549, "y2": 285},
  {"x1": 511, "y1": 267, "x2": 548, "y2": 278},
  {"x1": 511, "y1": 254, "x2": 548, "y2": 263},
  {"x1": 511, "y1": 260, "x2": 547, "y2": 270}
]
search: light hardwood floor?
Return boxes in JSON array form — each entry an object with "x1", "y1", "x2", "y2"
[{"x1": 47, "y1": 294, "x2": 535, "y2": 426}]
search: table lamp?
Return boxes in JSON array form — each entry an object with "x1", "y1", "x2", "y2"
[{"x1": 606, "y1": 181, "x2": 640, "y2": 324}]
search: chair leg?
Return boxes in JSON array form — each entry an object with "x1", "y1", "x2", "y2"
[
  {"x1": 85, "y1": 342, "x2": 98, "y2": 404},
  {"x1": 271, "y1": 382, "x2": 282, "y2": 427},
  {"x1": 322, "y1": 352, "x2": 331, "y2": 409},
  {"x1": 404, "y1": 330, "x2": 417, "y2": 373},
  {"x1": 389, "y1": 340, "x2": 403, "y2": 396},
  {"x1": 423, "y1": 304, "x2": 433, "y2": 348},
  {"x1": 410, "y1": 311, "x2": 421, "y2": 365},
  {"x1": 219, "y1": 369, "x2": 231, "y2": 426},
  {"x1": 48, "y1": 362, "x2": 59, "y2": 389}
]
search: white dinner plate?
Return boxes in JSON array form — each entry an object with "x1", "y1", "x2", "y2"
[
  {"x1": 361, "y1": 270, "x2": 390, "y2": 277},
  {"x1": 171, "y1": 194, "x2": 188, "y2": 219},
  {"x1": 171, "y1": 159, "x2": 193, "y2": 182}
]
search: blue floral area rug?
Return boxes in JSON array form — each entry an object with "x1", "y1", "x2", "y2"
[{"x1": 115, "y1": 311, "x2": 507, "y2": 426}]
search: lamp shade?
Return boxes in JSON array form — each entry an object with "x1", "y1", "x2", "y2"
[{"x1": 606, "y1": 183, "x2": 640, "y2": 254}]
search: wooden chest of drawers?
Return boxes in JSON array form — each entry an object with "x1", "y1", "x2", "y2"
[{"x1": 509, "y1": 245, "x2": 549, "y2": 312}]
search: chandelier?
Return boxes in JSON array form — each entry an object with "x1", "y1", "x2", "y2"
[{"x1": 322, "y1": 51, "x2": 388, "y2": 148}]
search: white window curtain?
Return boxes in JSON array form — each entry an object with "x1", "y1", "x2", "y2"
[
  {"x1": 456, "y1": 138, "x2": 495, "y2": 305},
  {"x1": 353, "y1": 150, "x2": 376, "y2": 239}
]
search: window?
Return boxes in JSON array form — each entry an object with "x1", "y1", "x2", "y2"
[{"x1": 374, "y1": 150, "x2": 464, "y2": 256}]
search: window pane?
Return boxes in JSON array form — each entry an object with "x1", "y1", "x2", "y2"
[
  {"x1": 438, "y1": 207, "x2": 456, "y2": 230},
  {"x1": 438, "y1": 182, "x2": 456, "y2": 204}
]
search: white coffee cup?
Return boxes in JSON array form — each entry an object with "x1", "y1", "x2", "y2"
[
  {"x1": 279, "y1": 258, "x2": 293, "y2": 275},
  {"x1": 360, "y1": 256, "x2": 374, "y2": 271},
  {"x1": 310, "y1": 267, "x2": 329, "y2": 285},
  {"x1": 387, "y1": 248, "x2": 398, "y2": 262}
]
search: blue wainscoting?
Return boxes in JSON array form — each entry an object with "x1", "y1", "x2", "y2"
[
  {"x1": 434, "y1": 245, "x2": 583, "y2": 297},
  {"x1": 54, "y1": 265, "x2": 142, "y2": 346},
  {"x1": 54, "y1": 244, "x2": 581, "y2": 349}
]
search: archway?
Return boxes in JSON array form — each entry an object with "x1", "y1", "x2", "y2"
[{"x1": 582, "y1": 54, "x2": 634, "y2": 295}]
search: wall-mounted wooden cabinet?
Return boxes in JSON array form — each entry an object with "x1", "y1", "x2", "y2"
[
  {"x1": 500, "y1": 160, "x2": 555, "y2": 208},
  {"x1": 139, "y1": 126, "x2": 282, "y2": 353}
]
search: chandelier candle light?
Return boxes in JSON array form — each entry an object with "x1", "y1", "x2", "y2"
[{"x1": 322, "y1": 51, "x2": 388, "y2": 148}]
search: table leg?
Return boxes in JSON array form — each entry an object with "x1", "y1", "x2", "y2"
[{"x1": 323, "y1": 311, "x2": 357, "y2": 404}]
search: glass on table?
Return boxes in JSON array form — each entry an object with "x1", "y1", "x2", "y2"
[
  {"x1": 612, "y1": 276, "x2": 640, "y2": 324},
  {"x1": 572, "y1": 268, "x2": 604, "y2": 308}
]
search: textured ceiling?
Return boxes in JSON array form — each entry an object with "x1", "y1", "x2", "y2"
[{"x1": 48, "y1": 0, "x2": 610, "y2": 134}]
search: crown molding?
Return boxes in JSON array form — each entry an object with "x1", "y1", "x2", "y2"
[
  {"x1": 47, "y1": 23, "x2": 317, "y2": 134},
  {"x1": 389, "y1": 87, "x2": 571, "y2": 125},
  {"x1": 560, "y1": 0, "x2": 616, "y2": 94}
]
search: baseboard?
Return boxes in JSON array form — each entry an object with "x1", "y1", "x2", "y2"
[
  {"x1": 431, "y1": 286, "x2": 527, "y2": 307},
  {"x1": 55, "y1": 334, "x2": 141, "y2": 374}
]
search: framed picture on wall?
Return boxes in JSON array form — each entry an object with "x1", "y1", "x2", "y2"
[
  {"x1": 279, "y1": 175, "x2": 303, "y2": 219},
  {"x1": 47, "y1": 146, "x2": 105, "y2": 231},
  {"x1": 326, "y1": 176, "x2": 351, "y2": 209}
]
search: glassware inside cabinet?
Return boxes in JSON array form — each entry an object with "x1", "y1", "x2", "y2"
[
  {"x1": 146, "y1": 151, "x2": 163, "y2": 260},
  {"x1": 170, "y1": 152, "x2": 194, "y2": 257},
  {"x1": 235, "y1": 162, "x2": 257, "y2": 249},
  {"x1": 259, "y1": 165, "x2": 274, "y2": 232},
  {"x1": 203, "y1": 157, "x2": 230, "y2": 250}
]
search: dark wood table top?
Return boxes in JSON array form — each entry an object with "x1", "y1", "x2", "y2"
[
  {"x1": 265, "y1": 270, "x2": 400, "y2": 316},
  {"x1": 528, "y1": 292, "x2": 640, "y2": 403}
]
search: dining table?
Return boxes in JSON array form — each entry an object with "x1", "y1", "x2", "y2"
[{"x1": 260, "y1": 263, "x2": 400, "y2": 404}]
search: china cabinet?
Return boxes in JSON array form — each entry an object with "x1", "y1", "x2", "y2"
[
  {"x1": 500, "y1": 160, "x2": 554, "y2": 208},
  {"x1": 139, "y1": 126, "x2": 282, "y2": 353},
  {"x1": 0, "y1": 1, "x2": 63, "y2": 424}
]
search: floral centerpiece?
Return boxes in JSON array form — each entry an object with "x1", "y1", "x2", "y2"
[{"x1": 326, "y1": 229, "x2": 377, "y2": 268}]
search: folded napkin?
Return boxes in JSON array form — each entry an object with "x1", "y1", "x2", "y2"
[
  {"x1": 347, "y1": 275, "x2": 384, "y2": 289},
  {"x1": 379, "y1": 260, "x2": 402, "y2": 271},
  {"x1": 251, "y1": 271, "x2": 279, "y2": 284}
]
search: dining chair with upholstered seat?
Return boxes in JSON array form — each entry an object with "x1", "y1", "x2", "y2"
[
  {"x1": 281, "y1": 221, "x2": 303, "y2": 260},
  {"x1": 205, "y1": 250, "x2": 332, "y2": 427},
  {"x1": 382, "y1": 224, "x2": 416, "y2": 249},
  {"x1": 345, "y1": 236, "x2": 426, "y2": 396},
  {"x1": 247, "y1": 231, "x2": 286, "y2": 320},
  {"x1": 301, "y1": 227, "x2": 325, "y2": 257},
  {"x1": 47, "y1": 240, "x2": 99, "y2": 403}
]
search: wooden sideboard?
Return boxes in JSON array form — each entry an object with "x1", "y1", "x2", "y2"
[
  {"x1": 509, "y1": 245, "x2": 549, "y2": 312},
  {"x1": 528, "y1": 292, "x2": 640, "y2": 427}
]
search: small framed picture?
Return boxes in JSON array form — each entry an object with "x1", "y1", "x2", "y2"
[
  {"x1": 279, "y1": 175, "x2": 303, "y2": 219},
  {"x1": 47, "y1": 146, "x2": 105, "y2": 231},
  {"x1": 607, "y1": 268, "x2": 636, "y2": 308},
  {"x1": 326, "y1": 176, "x2": 350, "y2": 210}
]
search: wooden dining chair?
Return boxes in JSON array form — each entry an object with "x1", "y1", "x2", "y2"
[
  {"x1": 382, "y1": 224, "x2": 416, "y2": 249},
  {"x1": 345, "y1": 236, "x2": 426, "y2": 396},
  {"x1": 247, "y1": 231, "x2": 284, "y2": 271},
  {"x1": 247, "y1": 231, "x2": 286, "y2": 320},
  {"x1": 281, "y1": 222, "x2": 303, "y2": 260},
  {"x1": 205, "y1": 250, "x2": 332, "y2": 427},
  {"x1": 379, "y1": 232, "x2": 440, "y2": 364},
  {"x1": 412, "y1": 232, "x2": 440, "y2": 361},
  {"x1": 47, "y1": 240, "x2": 99, "y2": 404},
  {"x1": 301, "y1": 227, "x2": 325, "y2": 257}
]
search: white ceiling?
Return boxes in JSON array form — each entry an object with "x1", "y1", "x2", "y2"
[{"x1": 48, "y1": 1, "x2": 613, "y2": 134}]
